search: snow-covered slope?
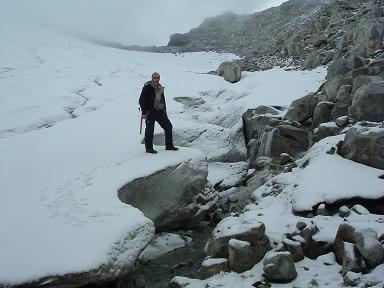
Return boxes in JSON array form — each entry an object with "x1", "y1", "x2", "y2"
[{"x1": 0, "y1": 19, "x2": 325, "y2": 285}]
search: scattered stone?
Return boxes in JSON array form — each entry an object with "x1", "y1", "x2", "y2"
[
  {"x1": 263, "y1": 252, "x2": 297, "y2": 282},
  {"x1": 282, "y1": 238, "x2": 304, "y2": 262},
  {"x1": 338, "y1": 206, "x2": 350, "y2": 218},
  {"x1": 198, "y1": 257, "x2": 229, "y2": 279},
  {"x1": 296, "y1": 221, "x2": 307, "y2": 231},
  {"x1": 354, "y1": 228, "x2": 384, "y2": 269}
]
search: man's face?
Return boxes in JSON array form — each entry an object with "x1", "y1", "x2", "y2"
[{"x1": 152, "y1": 74, "x2": 160, "y2": 85}]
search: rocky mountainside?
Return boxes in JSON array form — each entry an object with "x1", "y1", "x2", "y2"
[{"x1": 167, "y1": 0, "x2": 384, "y2": 71}]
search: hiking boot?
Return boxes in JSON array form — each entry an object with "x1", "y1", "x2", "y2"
[
  {"x1": 146, "y1": 148, "x2": 158, "y2": 154},
  {"x1": 165, "y1": 145, "x2": 178, "y2": 151}
]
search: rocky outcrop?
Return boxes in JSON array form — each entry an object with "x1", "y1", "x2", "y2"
[
  {"x1": 340, "y1": 122, "x2": 384, "y2": 169},
  {"x1": 118, "y1": 158, "x2": 208, "y2": 230},
  {"x1": 283, "y1": 94, "x2": 318, "y2": 123},
  {"x1": 165, "y1": 0, "x2": 384, "y2": 72}
]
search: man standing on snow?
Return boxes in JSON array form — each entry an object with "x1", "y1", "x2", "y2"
[{"x1": 139, "y1": 72, "x2": 178, "y2": 154}]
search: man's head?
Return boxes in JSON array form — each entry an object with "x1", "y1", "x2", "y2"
[{"x1": 152, "y1": 72, "x2": 160, "y2": 86}]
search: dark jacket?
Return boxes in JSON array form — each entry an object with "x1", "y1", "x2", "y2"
[{"x1": 139, "y1": 81, "x2": 166, "y2": 114}]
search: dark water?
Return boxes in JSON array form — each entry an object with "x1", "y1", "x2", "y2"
[{"x1": 132, "y1": 224, "x2": 212, "y2": 288}]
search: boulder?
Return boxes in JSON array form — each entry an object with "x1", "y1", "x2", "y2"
[
  {"x1": 315, "y1": 122, "x2": 341, "y2": 142},
  {"x1": 312, "y1": 101, "x2": 335, "y2": 128},
  {"x1": 118, "y1": 158, "x2": 208, "y2": 230},
  {"x1": 284, "y1": 94, "x2": 318, "y2": 123},
  {"x1": 263, "y1": 252, "x2": 297, "y2": 282},
  {"x1": 198, "y1": 257, "x2": 229, "y2": 279},
  {"x1": 218, "y1": 60, "x2": 242, "y2": 83},
  {"x1": 340, "y1": 122, "x2": 384, "y2": 169},
  {"x1": 282, "y1": 238, "x2": 304, "y2": 262},
  {"x1": 206, "y1": 213, "x2": 269, "y2": 258},
  {"x1": 354, "y1": 228, "x2": 384, "y2": 269},
  {"x1": 228, "y1": 239, "x2": 264, "y2": 272},
  {"x1": 341, "y1": 242, "x2": 364, "y2": 276},
  {"x1": 333, "y1": 223, "x2": 356, "y2": 264},
  {"x1": 335, "y1": 116, "x2": 349, "y2": 128},
  {"x1": 258, "y1": 125, "x2": 309, "y2": 159},
  {"x1": 349, "y1": 81, "x2": 384, "y2": 122}
]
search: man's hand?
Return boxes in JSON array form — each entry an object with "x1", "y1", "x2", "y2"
[{"x1": 141, "y1": 113, "x2": 149, "y2": 120}]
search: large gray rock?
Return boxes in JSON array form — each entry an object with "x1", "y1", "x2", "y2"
[
  {"x1": 284, "y1": 94, "x2": 318, "y2": 123},
  {"x1": 326, "y1": 58, "x2": 353, "y2": 81},
  {"x1": 312, "y1": 101, "x2": 335, "y2": 128},
  {"x1": 349, "y1": 81, "x2": 384, "y2": 122},
  {"x1": 218, "y1": 60, "x2": 242, "y2": 83},
  {"x1": 206, "y1": 213, "x2": 269, "y2": 258},
  {"x1": 315, "y1": 122, "x2": 341, "y2": 142},
  {"x1": 354, "y1": 228, "x2": 384, "y2": 269},
  {"x1": 118, "y1": 158, "x2": 208, "y2": 230},
  {"x1": 340, "y1": 122, "x2": 384, "y2": 169},
  {"x1": 228, "y1": 239, "x2": 265, "y2": 272},
  {"x1": 263, "y1": 252, "x2": 297, "y2": 282}
]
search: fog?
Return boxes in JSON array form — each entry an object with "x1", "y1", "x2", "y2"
[{"x1": 2, "y1": 0, "x2": 287, "y2": 46}]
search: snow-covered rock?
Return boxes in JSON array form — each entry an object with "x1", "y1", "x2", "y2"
[
  {"x1": 206, "y1": 212, "x2": 269, "y2": 258},
  {"x1": 118, "y1": 155, "x2": 208, "y2": 230},
  {"x1": 198, "y1": 257, "x2": 229, "y2": 279},
  {"x1": 228, "y1": 239, "x2": 264, "y2": 272}
]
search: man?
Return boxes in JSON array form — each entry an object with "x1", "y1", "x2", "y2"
[{"x1": 139, "y1": 72, "x2": 178, "y2": 154}]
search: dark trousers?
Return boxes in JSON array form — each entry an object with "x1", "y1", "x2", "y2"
[{"x1": 145, "y1": 110, "x2": 173, "y2": 150}]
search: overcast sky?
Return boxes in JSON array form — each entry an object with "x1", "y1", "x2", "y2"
[{"x1": 2, "y1": 0, "x2": 287, "y2": 46}]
